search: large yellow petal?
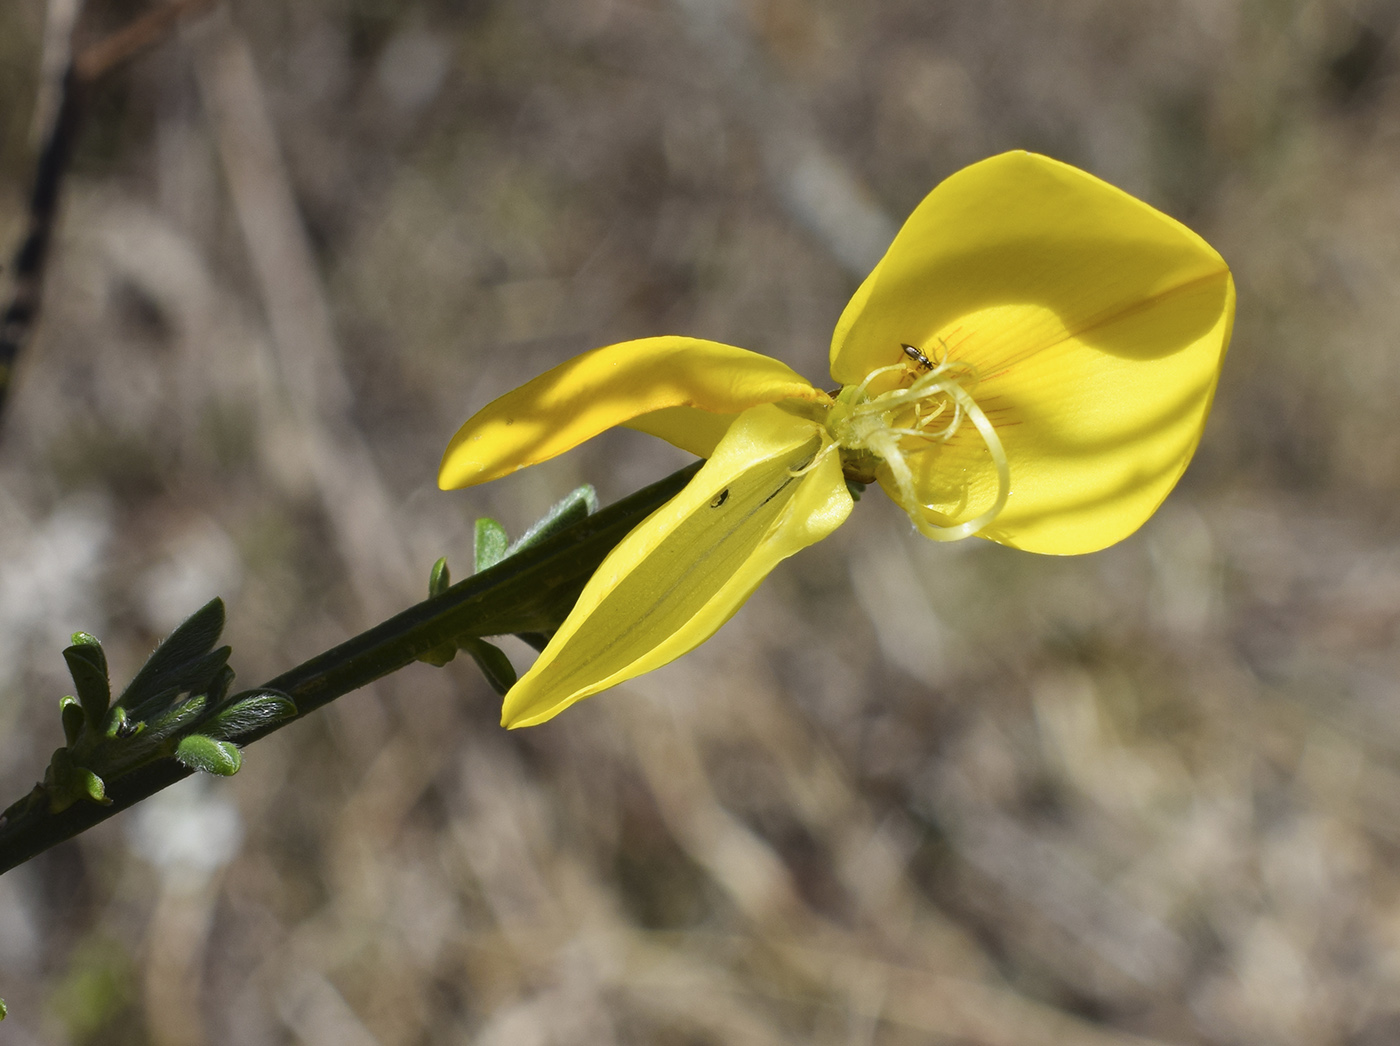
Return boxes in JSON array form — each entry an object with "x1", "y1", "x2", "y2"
[
  {"x1": 833, "y1": 151, "x2": 1233, "y2": 554},
  {"x1": 501, "y1": 404, "x2": 852, "y2": 727},
  {"x1": 439, "y1": 337, "x2": 827, "y2": 489}
]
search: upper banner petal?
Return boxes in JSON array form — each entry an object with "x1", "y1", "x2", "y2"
[
  {"x1": 891, "y1": 273, "x2": 1234, "y2": 553},
  {"x1": 834, "y1": 151, "x2": 1233, "y2": 553},
  {"x1": 439, "y1": 337, "x2": 827, "y2": 489},
  {"x1": 500, "y1": 404, "x2": 852, "y2": 727}
]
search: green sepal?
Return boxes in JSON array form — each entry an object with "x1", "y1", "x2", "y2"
[
  {"x1": 63, "y1": 641, "x2": 110, "y2": 727},
  {"x1": 175, "y1": 735, "x2": 242, "y2": 776},
  {"x1": 429, "y1": 557, "x2": 452, "y2": 597},
  {"x1": 845, "y1": 479, "x2": 866, "y2": 502},
  {"x1": 507, "y1": 485, "x2": 598, "y2": 557},
  {"x1": 203, "y1": 690, "x2": 296, "y2": 740},
  {"x1": 474, "y1": 518, "x2": 509, "y2": 572},
  {"x1": 60, "y1": 696, "x2": 85, "y2": 747},
  {"x1": 459, "y1": 638, "x2": 517, "y2": 696},
  {"x1": 1, "y1": 997, "x2": 7, "y2": 1019}
]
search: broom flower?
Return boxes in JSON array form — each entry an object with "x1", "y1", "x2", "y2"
[{"x1": 439, "y1": 151, "x2": 1235, "y2": 727}]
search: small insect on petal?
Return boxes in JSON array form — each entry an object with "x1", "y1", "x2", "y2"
[{"x1": 901, "y1": 343, "x2": 934, "y2": 370}]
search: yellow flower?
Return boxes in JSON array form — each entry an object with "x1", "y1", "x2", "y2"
[{"x1": 440, "y1": 151, "x2": 1235, "y2": 727}]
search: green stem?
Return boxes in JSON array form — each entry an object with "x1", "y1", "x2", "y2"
[{"x1": 0, "y1": 462, "x2": 700, "y2": 875}]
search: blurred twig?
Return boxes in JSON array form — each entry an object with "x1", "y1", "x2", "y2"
[
  {"x1": 188, "y1": 9, "x2": 413, "y2": 620},
  {"x1": 74, "y1": 0, "x2": 215, "y2": 81},
  {"x1": 622, "y1": 698, "x2": 1177, "y2": 1046},
  {"x1": 0, "y1": 0, "x2": 215, "y2": 430},
  {"x1": 0, "y1": 67, "x2": 82, "y2": 423}
]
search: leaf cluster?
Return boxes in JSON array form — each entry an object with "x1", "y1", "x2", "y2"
[{"x1": 4, "y1": 600, "x2": 294, "y2": 821}]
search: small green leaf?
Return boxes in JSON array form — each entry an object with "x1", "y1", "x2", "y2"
[
  {"x1": 61, "y1": 696, "x2": 85, "y2": 747},
  {"x1": 117, "y1": 599, "x2": 226, "y2": 709},
  {"x1": 203, "y1": 690, "x2": 296, "y2": 740},
  {"x1": 1, "y1": 996, "x2": 7, "y2": 1018},
  {"x1": 460, "y1": 638, "x2": 518, "y2": 696},
  {"x1": 70, "y1": 632, "x2": 107, "y2": 670},
  {"x1": 77, "y1": 767, "x2": 109, "y2": 805},
  {"x1": 145, "y1": 694, "x2": 208, "y2": 738},
  {"x1": 418, "y1": 642, "x2": 457, "y2": 667},
  {"x1": 474, "y1": 518, "x2": 509, "y2": 572},
  {"x1": 63, "y1": 643, "x2": 111, "y2": 727},
  {"x1": 206, "y1": 664, "x2": 235, "y2": 707},
  {"x1": 424, "y1": 560, "x2": 455, "y2": 661},
  {"x1": 44, "y1": 748, "x2": 87, "y2": 813},
  {"x1": 429, "y1": 557, "x2": 452, "y2": 597},
  {"x1": 175, "y1": 735, "x2": 242, "y2": 776},
  {"x1": 123, "y1": 648, "x2": 230, "y2": 721},
  {"x1": 105, "y1": 705, "x2": 130, "y2": 738},
  {"x1": 507, "y1": 485, "x2": 597, "y2": 556}
]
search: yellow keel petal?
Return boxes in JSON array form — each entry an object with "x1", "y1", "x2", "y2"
[
  {"x1": 439, "y1": 337, "x2": 827, "y2": 489},
  {"x1": 501, "y1": 404, "x2": 852, "y2": 727}
]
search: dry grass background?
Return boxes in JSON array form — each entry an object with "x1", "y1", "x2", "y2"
[{"x1": 1, "y1": 0, "x2": 1399, "y2": 1043}]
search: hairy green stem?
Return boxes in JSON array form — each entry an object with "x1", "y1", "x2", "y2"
[{"x1": 0, "y1": 462, "x2": 700, "y2": 875}]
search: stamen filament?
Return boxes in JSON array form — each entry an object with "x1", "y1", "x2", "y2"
[
  {"x1": 905, "y1": 378, "x2": 1009, "y2": 542},
  {"x1": 848, "y1": 362, "x2": 908, "y2": 406},
  {"x1": 828, "y1": 349, "x2": 1009, "y2": 543}
]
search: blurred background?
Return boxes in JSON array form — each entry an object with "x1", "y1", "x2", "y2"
[{"x1": 0, "y1": 0, "x2": 1397, "y2": 1043}]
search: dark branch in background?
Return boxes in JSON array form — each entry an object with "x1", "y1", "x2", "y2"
[
  {"x1": 0, "y1": 462, "x2": 700, "y2": 875},
  {"x1": 0, "y1": 0, "x2": 214, "y2": 425},
  {"x1": 0, "y1": 69, "x2": 82, "y2": 414}
]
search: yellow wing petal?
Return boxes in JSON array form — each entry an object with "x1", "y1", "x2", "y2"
[
  {"x1": 623, "y1": 405, "x2": 738, "y2": 458},
  {"x1": 834, "y1": 151, "x2": 1233, "y2": 554},
  {"x1": 501, "y1": 404, "x2": 852, "y2": 727},
  {"x1": 439, "y1": 337, "x2": 827, "y2": 489}
]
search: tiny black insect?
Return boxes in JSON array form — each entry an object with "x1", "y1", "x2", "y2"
[
  {"x1": 710, "y1": 488, "x2": 730, "y2": 508},
  {"x1": 901, "y1": 343, "x2": 934, "y2": 370}
]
